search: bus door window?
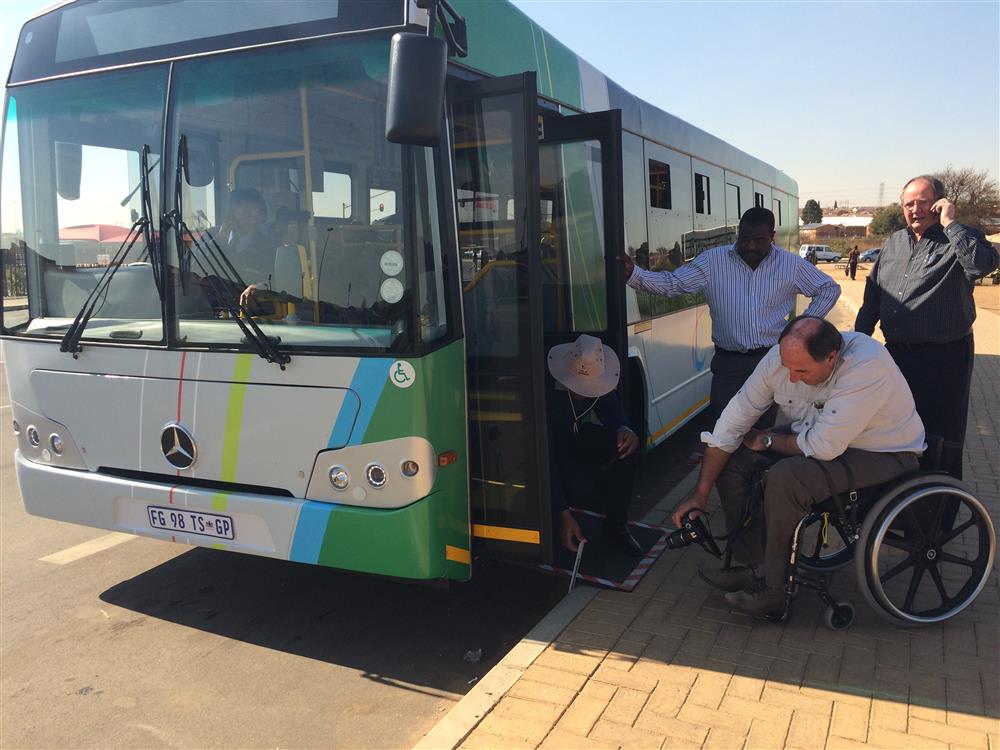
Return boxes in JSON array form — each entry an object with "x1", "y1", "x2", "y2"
[
  {"x1": 538, "y1": 139, "x2": 607, "y2": 334},
  {"x1": 452, "y1": 86, "x2": 543, "y2": 538}
]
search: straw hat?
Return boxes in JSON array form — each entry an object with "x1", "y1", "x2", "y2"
[{"x1": 547, "y1": 334, "x2": 620, "y2": 398}]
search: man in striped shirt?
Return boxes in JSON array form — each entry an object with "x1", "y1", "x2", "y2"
[{"x1": 623, "y1": 207, "x2": 841, "y2": 420}]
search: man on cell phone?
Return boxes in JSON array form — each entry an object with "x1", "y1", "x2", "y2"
[{"x1": 855, "y1": 175, "x2": 998, "y2": 479}]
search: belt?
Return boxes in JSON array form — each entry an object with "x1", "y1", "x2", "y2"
[
  {"x1": 715, "y1": 346, "x2": 770, "y2": 357},
  {"x1": 885, "y1": 333, "x2": 972, "y2": 351}
]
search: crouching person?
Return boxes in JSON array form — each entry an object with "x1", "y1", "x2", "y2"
[
  {"x1": 672, "y1": 316, "x2": 925, "y2": 617},
  {"x1": 547, "y1": 334, "x2": 642, "y2": 557}
]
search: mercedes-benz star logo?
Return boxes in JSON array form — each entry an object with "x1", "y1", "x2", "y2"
[{"x1": 160, "y1": 423, "x2": 197, "y2": 470}]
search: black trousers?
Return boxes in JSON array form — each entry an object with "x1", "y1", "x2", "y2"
[
  {"x1": 555, "y1": 423, "x2": 638, "y2": 529},
  {"x1": 886, "y1": 334, "x2": 974, "y2": 479},
  {"x1": 710, "y1": 347, "x2": 776, "y2": 427}
]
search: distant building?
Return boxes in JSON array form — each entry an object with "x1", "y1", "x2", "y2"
[
  {"x1": 799, "y1": 223, "x2": 843, "y2": 241},
  {"x1": 800, "y1": 215, "x2": 872, "y2": 239}
]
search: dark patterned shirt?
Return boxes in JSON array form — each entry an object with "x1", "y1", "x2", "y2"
[{"x1": 855, "y1": 222, "x2": 998, "y2": 344}]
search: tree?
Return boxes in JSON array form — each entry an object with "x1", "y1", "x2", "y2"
[
  {"x1": 834, "y1": 200, "x2": 838, "y2": 209},
  {"x1": 931, "y1": 166, "x2": 999, "y2": 230},
  {"x1": 870, "y1": 203, "x2": 906, "y2": 236},
  {"x1": 801, "y1": 199, "x2": 822, "y2": 224}
]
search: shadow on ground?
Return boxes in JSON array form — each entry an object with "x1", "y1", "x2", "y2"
[{"x1": 101, "y1": 552, "x2": 566, "y2": 696}]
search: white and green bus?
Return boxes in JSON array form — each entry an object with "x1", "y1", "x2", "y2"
[{"x1": 1, "y1": 0, "x2": 798, "y2": 582}]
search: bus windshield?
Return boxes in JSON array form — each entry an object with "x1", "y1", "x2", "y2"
[
  {"x1": 0, "y1": 67, "x2": 167, "y2": 341},
  {"x1": 2, "y1": 36, "x2": 451, "y2": 354}
]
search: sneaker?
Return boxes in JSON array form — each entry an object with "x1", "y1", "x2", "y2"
[
  {"x1": 698, "y1": 564, "x2": 761, "y2": 593},
  {"x1": 724, "y1": 580, "x2": 786, "y2": 617}
]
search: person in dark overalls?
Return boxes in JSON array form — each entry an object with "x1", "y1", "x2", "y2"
[{"x1": 547, "y1": 334, "x2": 642, "y2": 557}]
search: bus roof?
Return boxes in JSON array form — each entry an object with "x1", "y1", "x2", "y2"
[{"x1": 451, "y1": 0, "x2": 797, "y2": 197}]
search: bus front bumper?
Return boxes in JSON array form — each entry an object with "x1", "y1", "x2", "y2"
[{"x1": 15, "y1": 452, "x2": 462, "y2": 580}]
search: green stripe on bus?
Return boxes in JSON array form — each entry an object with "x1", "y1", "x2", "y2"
[
  {"x1": 211, "y1": 492, "x2": 229, "y2": 512},
  {"x1": 221, "y1": 354, "x2": 254, "y2": 484}
]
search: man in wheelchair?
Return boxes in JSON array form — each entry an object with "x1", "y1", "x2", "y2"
[{"x1": 672, "y1": 316, "x2": 926, "y2": 618}]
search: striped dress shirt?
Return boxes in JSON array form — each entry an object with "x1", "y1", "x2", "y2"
[{"x1": 627, "y1": 245, "x2": 841, "y2": 352}]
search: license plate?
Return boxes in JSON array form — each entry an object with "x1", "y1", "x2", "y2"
[{"x1": 147, "y1": 506, "x2": 235, "y2": 540}]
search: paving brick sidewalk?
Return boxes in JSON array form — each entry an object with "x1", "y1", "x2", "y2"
[{"x1": 452, "y1": 280, "x2": 1000, "y2": 750}]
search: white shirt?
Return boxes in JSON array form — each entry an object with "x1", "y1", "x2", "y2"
[
  {"x1": 702, "y1": 332, "x2": 925, "y2": 460},
  {"x1": 627, "y1": 245, "x2": 841, "y2": 352}
]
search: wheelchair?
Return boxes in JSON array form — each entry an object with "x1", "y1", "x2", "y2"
[{"x1": 701, "y1": 438, "x2": 996, "y2": 630}]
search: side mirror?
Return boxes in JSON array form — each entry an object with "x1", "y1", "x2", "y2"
[
  {"x1": 55, "y1": 142, "x2": 82, "y2": 200},
  {"x1": 385, "y1": 33, "x2": 447, "y2": 146}
]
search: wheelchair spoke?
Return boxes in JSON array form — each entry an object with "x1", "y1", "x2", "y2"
[
  {"x1": 937, "y1": 551, "x2": 975, "y2": 568},
  {"x1": 927, "y1": 497, "x2": 947, "y2": 539},
  {"x1": 902, "y1": 564, "x2": 926, "y2": 611},
  {"x1": 881, "y1": 556, "x2": 915, "y2": 583},
  {"x1": 882, "y1": 532, "x2": 909, "y2": 551},
  {"x1": 938, "y1": 517, "x2": 976, "y2": 546},
  {"x1": 928, "y1": 565, "x2": 949, "y2": 605},
  {"x1": 902, "y1": 506, "x2": 927, "y2": 543},
  {"x1": 810, "y1": 526, "x2": 824, "y2": 558}
]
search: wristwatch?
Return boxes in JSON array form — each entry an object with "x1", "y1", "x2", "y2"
[{"x1": 762, "y1": 433, "x2": 773, "y2": 450}]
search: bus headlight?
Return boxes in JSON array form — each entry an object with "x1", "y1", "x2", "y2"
[
  {"x1": 328, "y1": 466, "x2": 350, "y2": 491},
  {"x1": 400, "y1": 460, "x2": 419, "y2": 477},
  {"x1": 9, "y1": 404, "x2": 87, "y2": 469},
  {"x1": 365, "y1": 463, "x2": 387, "y2": 488},
  {"x1": 49, "y1": 434, "x2": 65, "y2": 455}
]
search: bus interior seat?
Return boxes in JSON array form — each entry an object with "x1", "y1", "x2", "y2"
[{"x1": 316, "y1": 227, "x2": 385, "y2": 312}]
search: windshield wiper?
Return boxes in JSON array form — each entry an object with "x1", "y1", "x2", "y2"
[
  {"x1": 118, "y1": 155, "x2": 161, "y2": 207},
  {"x1": 61, "y1": 145, "x2": 162, "y2": 356},
  {"x1": 60, "y1": 217, "x2": 147, "y2": 356},
  {"x1": 165, "y1": 135, "x2": 290, "y2": 369}
]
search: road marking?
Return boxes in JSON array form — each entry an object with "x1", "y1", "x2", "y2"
[{"x1": 39, "y1": 532, "x2": 134, "y2": 565}]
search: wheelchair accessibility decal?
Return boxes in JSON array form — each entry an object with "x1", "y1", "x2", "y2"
[{"x1": 390, "y1": 361, "x2": 416, "y2": 389}]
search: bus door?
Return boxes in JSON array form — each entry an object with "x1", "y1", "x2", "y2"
[
  {"x1": 449, "y1": 73, "x2": 553, "y2": 564},
  {"x1": 536, "y1": 109, "x2": 627, "y2": 388}
]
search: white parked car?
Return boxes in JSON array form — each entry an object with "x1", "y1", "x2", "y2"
[{"x1": 798, "y1": 244, "x2": 841, "y2": 263}]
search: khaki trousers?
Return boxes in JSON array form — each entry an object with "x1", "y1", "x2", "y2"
[{"x1": 716, "y1": 446, "x2": 920, "y2": 586}]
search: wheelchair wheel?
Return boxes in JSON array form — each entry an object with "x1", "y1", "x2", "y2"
[
  {"x1": 855, "y1": 476, "x2": 996, "y2": 626},
  {"x1": 823, "y1": 602, "x2": 855, "y2": 631},
  {"x1": 797, "y1": 511, "x2": 856, "y2": 572}
]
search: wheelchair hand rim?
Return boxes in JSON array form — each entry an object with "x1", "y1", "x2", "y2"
[{"x1": 863, "y1": 485, "x2": 995, "y2": 624}]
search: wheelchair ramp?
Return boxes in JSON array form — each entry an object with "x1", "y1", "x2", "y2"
[{"x1": 539, "y1": 508, "x2": 670, "y2": 591}]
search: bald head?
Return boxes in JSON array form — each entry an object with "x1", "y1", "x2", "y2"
[{"x1": 778, "y1": 316, "x2": 843, "y2": 385}]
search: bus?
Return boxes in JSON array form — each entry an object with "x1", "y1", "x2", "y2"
[{"x1": 0, "y1": 0, "x2": 798, "y2": 582}]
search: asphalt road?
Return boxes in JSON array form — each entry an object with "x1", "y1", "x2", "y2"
[
  {"x1": 0, "y1": 352, "x2": 572, "y2": 749},
  {"x1": 0, "y1": 344, "x2": 703, "y2": 749}
]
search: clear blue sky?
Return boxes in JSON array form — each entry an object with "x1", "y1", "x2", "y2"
[{"x1": 3, "y1": 0, "x2": 998, "y2": 208}]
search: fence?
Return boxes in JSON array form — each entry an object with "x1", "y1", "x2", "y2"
[{"x1": 3, "y1": 240, "x2": 27, "y2": 298}]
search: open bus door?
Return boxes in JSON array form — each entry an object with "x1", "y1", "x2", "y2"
[
  {"x1": 536, "y1": 109, "x2": 627, "y2": 410},
  {"x1": 450, "y1": 72, "x2": 552, "y2": 564},
  {"x1": 450, "y1": 73, "x2": 626, "y2": 567}
]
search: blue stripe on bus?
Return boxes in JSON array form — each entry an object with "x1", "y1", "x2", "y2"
[
  {"x1": 290, "y1": 501, "x2": 333, "y2": 564},
  {"x1": 327, "y1": 389, "x2": 361, "y2": 449},
  {"x1": 343, "y1": 358, "x2": 392, "y2": 446}
]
